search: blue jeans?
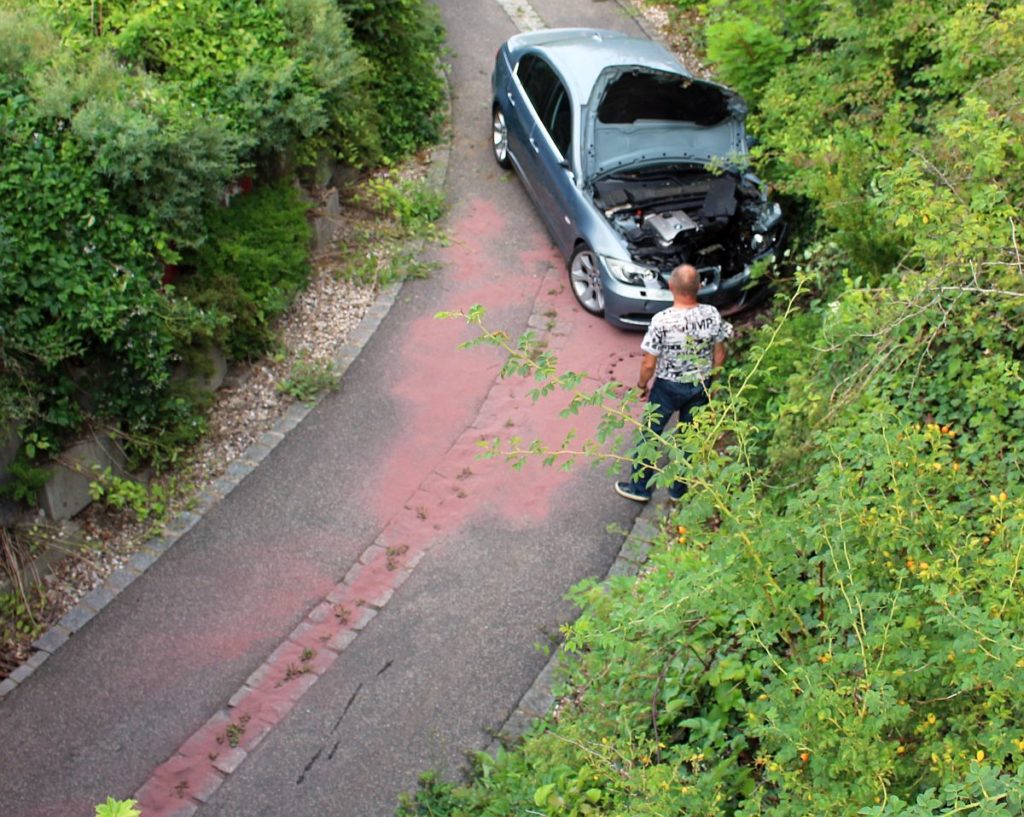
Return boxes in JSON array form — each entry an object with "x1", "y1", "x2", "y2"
[{"x1": 628, "y1": 378, "x2": 710, "y2": 499}]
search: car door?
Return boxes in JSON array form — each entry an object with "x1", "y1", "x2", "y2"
[
  {"x1": 516, "y1": 55, "x2": 580, "y2": 257},
  {"x1": 499, "y1": 54, "x2": 535, "y2": 180}
]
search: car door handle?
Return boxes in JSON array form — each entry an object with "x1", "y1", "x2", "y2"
[
  {"x1": 506, "y1": 91, "x2": 515, "y2": 107},
  {"x1": 529, "y1": 136, "x2": 539, "y2": 153}
]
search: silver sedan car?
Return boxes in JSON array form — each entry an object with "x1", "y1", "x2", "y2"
[{"x1": 491, "y1": 28, "x2": 785, "y2": 329}]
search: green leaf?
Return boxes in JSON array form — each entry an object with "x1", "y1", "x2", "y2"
[{"x1": 533, "y1": 783, "x2": 555, "y2": 807}]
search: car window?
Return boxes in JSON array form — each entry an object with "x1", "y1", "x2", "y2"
[
  {"x1": 517, "y1": 54, "x2": 571, "y2": 157},
  {"x1": 598, "y1": 70, "x2": 730, "y2": 127},
  {"x1": 547, "y1": 86, "x2": 571, "y2": 156}
]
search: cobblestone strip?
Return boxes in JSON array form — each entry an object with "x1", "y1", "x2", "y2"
[
  {"x1": 133, "y1": 541, "x2": 417, "y2": 816},
  {"x1": 0, "y1": 77, "x2": 454, "y2": 706}
]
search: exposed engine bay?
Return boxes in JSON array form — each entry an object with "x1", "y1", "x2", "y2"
[{"x1": 591, "y1": 166, "x2": 779, "y2": 285}]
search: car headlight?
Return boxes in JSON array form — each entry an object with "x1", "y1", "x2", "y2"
[
  {"x1": 604, "y1": 257, "x2": 656, "y2": 285},
  {"x1": 753, "y1": 201, "x2": 782, "y2": 232}
]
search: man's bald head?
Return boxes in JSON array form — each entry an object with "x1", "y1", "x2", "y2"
[{"x1": 669, "y1": 264, "x2": 700, "y2": 299}]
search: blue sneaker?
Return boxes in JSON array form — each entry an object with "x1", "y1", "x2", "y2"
[
  {"x1": 614, "y1": 481, "x2": 651, "y2": 503},
  {"x1": 668, "y1": 482, "x2": 688, "y2": 502}
]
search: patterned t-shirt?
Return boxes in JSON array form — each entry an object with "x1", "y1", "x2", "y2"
[{"x1": 641, "y1": 304, "x2": 733, "y2": 383}]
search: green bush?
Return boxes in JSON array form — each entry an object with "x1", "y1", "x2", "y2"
[
  {"x1": 178, "y1": 182, "x2": 313, "y2": 360},
  {"x1": 706, "y1": 16, "x2": 792, "y2": 106},
  {"x1": 1, "y1": 0, "x2": 447, "y2": 473},
  {"x1": 339, "y1": 0, "x2": 447, "y2": 159}
]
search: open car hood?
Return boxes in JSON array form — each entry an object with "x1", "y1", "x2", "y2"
[{"x1": 582, "y1": 66, "x2": 748, "y2": 182}]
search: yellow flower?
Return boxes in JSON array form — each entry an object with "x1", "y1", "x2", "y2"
[
  {"x1": 896, "y1": 745, "x2": 906, "y2": 755},
  {"x1": 927, "y1": 713, "x2": 937, "y2": 725},
  {"x1": 1013, "y1": 737, "x2": 1024, "y2": 752},
  {"x1": 1000, "y1": 491, "x2": 1008, "y2": 502},
  {"x1": 977, "y1": 750, "x2": 985, "y2": 762},
  {"x1": 952, "y1": 462, "x2": 960, "y2": 472}
]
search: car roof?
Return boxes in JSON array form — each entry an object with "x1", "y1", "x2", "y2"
[{"x1": 504, "y1": 28, "x2": 689, "y2": 101}]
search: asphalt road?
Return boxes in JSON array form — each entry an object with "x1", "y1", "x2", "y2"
[{"x1": 0, "y1": 2, "x2": 652, "y2": 815}]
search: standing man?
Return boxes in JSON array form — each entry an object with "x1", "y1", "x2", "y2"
[{"x1": 615, "y1": 264, "x2": 733, "y2": 503}]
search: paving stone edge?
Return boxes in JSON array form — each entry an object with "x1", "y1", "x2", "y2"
[{"x1": 1, "y1": 73, "x2": 455, "y2": 704}]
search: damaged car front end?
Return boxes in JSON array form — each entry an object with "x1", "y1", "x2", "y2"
[
  {"x1": 491, "y1": 29, "x2": 785, "y2": 329},
  {"x1": 582, "y1": 63, "x2": 784, "y2": 324}
]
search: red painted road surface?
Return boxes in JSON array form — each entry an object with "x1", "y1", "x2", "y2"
[{"x1": 132, "y1": 194, "x2": 639, "y2": 815}]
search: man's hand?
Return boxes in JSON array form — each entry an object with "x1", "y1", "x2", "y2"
[
  {"x1": 637, "y1": 352, "x2": 657, "y2": 400},
  {"x1": 713, "y1": 341, "x2": 727, "y2": 370}
]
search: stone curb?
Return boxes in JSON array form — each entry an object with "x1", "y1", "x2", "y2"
[
  {"x1": 487, "y1": 498, "x2": 665, "y2": 751},
  {"x1": 0, "y1": 74, "x2": 455, "y2": 704}
]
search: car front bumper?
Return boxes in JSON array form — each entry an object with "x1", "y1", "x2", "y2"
[{"x1": 601, "y1": 261, "x2": 759, "y2": 330}]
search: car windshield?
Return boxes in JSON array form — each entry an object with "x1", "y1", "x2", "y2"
[{"x1": 597, "y1": 70, "x2": 731, "y2": 128}]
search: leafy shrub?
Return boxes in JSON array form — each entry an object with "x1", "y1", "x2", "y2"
[
  {"x1": 338, "y1": 0, "x2": 447, "y2": 159},
  {"x1": 177, "y1": 182, "x2": 313, "y2": 360},
  {"x1": 2, "y1": 0, "x2": 447, "y2": 472},
  {"x1": 706, "y1": 16, "x2": 792, "y2": 105},
  {"x1": 0, "y1": 78, "x2": 211, "y2": 453}
]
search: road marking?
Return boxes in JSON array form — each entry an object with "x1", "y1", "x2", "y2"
[{"x1": 494, "y1": 0, "x2": 545, "y2": 32}]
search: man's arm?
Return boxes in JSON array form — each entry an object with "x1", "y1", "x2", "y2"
[
  {"x1": 637, "y1": 352, "x2": 658, "y2": 397},
  {"x1": 712, "y1": 341, "x2": 726, "y2": 370}
]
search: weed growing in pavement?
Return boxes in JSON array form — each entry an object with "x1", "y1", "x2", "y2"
[
  {"x1": 94, "y1": 798, "x2": 140, "y2": 817},
  {"x1": 276, "y1": 355, "x2": 339, "y2": 404},
  {"x1": 386, "y1": 544, "x2": 409, "y2": 571},
  {"x1": 338, "y1": 168, "x2": 446, "y2": 288}
]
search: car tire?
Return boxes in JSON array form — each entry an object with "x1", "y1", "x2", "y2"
[
  {"x1": 569, "y1": 245, "x2": 604, "y2": 316},
  {"x1": 491, "y1": 105, "x2": 512, "y2": 169}
]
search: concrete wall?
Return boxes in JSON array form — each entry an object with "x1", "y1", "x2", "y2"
[{"x1": 38, "y1": 432, "x2": 127, "y2": 521}]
